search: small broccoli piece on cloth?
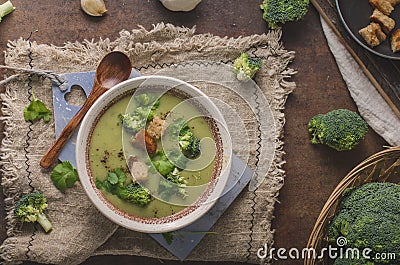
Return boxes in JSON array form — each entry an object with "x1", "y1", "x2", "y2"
[
  {"x1": 233, "y1": 53, "x2": 262, "y2": 81},
  {"x1": 328, "y1": 182, "x2": 400, "y2": 264},
  {"x1": 260, "y1": 0, "x2": 309, "y2": 29},
  {"x1": 308, "y1": 109, "x2": 368, "y2": 151},
  {"x1": 14, "y1": 191, "x2": 53, "y2": 233}
]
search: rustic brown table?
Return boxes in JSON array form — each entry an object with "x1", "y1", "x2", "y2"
[{"x1": 0, "y1": 0, "x2": 388, "y2": 264}]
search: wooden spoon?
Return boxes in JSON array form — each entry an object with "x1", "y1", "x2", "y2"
[{"x1": 40, "y1": 51, "x2": 132, "y2": 168}]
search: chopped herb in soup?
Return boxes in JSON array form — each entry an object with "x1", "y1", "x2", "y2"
[{"x1": 89, "y1": 92, "x2": 217, "y2": 218}]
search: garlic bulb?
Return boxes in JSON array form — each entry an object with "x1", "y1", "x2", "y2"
[
  {"x1": 81, "y1": 0, "x2": 107, "y2": 16},
  {"x1": 160, "y1": 0, "x2": 201, "y2": 12}
]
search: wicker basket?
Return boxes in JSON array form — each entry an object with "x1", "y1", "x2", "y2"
[{"x1": 304, "y1": 146, "x2": 400, "y2": 265}]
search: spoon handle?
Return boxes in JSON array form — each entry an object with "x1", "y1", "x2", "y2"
[{"x1": 40, "y1": 84, "x2": 107, "y2": 168}]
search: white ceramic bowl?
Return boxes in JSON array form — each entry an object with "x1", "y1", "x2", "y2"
[{"x1": 76, "y1": 75, "x2": 232, "y2": 233}]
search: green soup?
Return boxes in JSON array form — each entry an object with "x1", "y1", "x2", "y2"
[{"x1": 89, "y1": 93, "x2": 216, "y2": 218}]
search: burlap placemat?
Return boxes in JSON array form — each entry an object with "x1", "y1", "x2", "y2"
[{"x1": 0, "y1": 23, "x2": 295, "y2": 264}]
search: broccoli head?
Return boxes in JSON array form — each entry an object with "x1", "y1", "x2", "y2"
[
  {"x1": 260, "y1": 0, "x2": 309, "y2": 29},
  {"x1": 96, "y1": 168, "x2": 152, "y2": 207},
  {"x1": 117, "y1": 183, "x2": 152, "y2": 206},
  {"x1": 178, "y1": 129, "x2": 201, "y2": 159},
  {"x1": 233, "y1": 53, "x2": 262, "y2": 81},
  {"x1": 327, "y1": 182, "x2": 400, "y2": 264},
  {"x1": 14, "y1": 191, "x2": 53, "y2": 233},
  {"x1": 168, "y1": 118, "x2": 201, "y2": 159},
  {"x1": 308, "y1": 109, "x2": 368, "y2": 151}
]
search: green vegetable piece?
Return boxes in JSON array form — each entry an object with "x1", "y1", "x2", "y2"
[
  {"x1": 14, "y1": 191, "x2": 53, "y2": 233},
  {"x1": 168, "y1": 118, "x2": 201, "y2": 159},
  {"x1": 114, "y1": 168, "x2": 127, "y2": 187},
  {"x1": 260, "y1": 0, "x2": 309, "y2": 29},
  {"x1": 50, "y1": 161, "x2": 79, "y2": 192},
  {"x1": 328, "y1": 182, "x2": 400, "y2": 264},
  {"x1": 24, "y1": 98, "x2": 52, "y2": 122},
  {"x1": 107, "y1": 172, "x2": 119, "y2": 185},
  {"x1": 152, "y1": 156, "x2": 175, "y2": 176},
  {"x1": 158, "y1": 167, "x2": 188, "y2": 199},
  {"x1": 120, "y1": 94, "x2": 160, "y2": 134},
  {"x1": 233, "y1": 53, "x2": 262, "y2": 81},
  {"x1": 308, "y1": 109, "x2": 368, "y2": 151},
  {"x1": 96, "y1": 169, "x2": 152, "y2": 207},
  {"x1": 119, "y1": 112, "x2": 147, "y2": 134},
  {"x1": 162, "y1": 232, "x2": 174, "y2": 245},
  {"x1": 117, "y1": 183, "x2": 152, "y2": 206},
  {"x1": 134, "y1": 93, "x2": 160, "y2": 108},
  {"x1": 0, "y1": 1, "x2": 15, "y2": 23}
]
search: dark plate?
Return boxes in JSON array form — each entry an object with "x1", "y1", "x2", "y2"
[{"x1": 336, "y1": 0, "x2": 400, "y2": 60}]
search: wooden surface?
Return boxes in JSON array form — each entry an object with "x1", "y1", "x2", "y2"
[{"x1": 0, "y1": 1, "x2": 388, "y2": 264}]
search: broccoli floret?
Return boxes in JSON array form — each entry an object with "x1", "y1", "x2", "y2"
[
  {"x1": 308, "y1": 109, "x2": 368, "y2": 151},
  {"x1": 119, "y1": 112, "x2": 146, "y2": 134},
  {"x1": 14, "y1": 192, "x2": 53, "y2": 233},
  {"x1": 96, "y1": 168, "x2": 152, "y2": 207},
  {"x1": 168, "y1": 118, "x2": 201, "y2": 159},
  {"x1": 117, "y1": 183, "x2": 152, "y2": 206},
  {"x1": 260, "y1": 0, "x2": 309, "y2": 29},
  {"x1": 328, "y1": 182, "x2": 400, "y2": 264},
  {"x1": 159, "y1": 168, "x2": 188, "y2": 199},
  {"x1": 178, "y1": 130, "x2": 201, "y2": 159},
  {"x1": 0, "y1": 1, "x2": 15, "y2": 23},
  {"x1": 178, "y1": 130, "x2": 193, "y2": 150},
  {"x1": 120, "y1": 106, "x2": 156, "y2": 134},
  {"x1": 120, "y1": 94, "x2": 160, "y2": 134},
  {"x1": 134, "y1": 93, "x2": 160, "y2": 109},
  {"x1": 233, "y1": 53, "x2": 262, "y2": 81}
]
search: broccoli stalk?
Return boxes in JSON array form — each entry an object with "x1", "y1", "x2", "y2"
[
  {"x1": 308, "y1": 109, "x2": 368, "y2": 151},
  {"x1": 14, "y1": 192, "x2": 53, "y2": 233},
  {"x1": 233, "y1": 53, "x2": 262, "y2": 81},
  {"x1": 0, "y1": 1, "x2": 15, "y2": 23},
  {"x1": 260, "y1": 0, "x2": 309, "y2": 29},
  {"x1": 36, "y1": 212, "x2": 53, "y2": 233}
]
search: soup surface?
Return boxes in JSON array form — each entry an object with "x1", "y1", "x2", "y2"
[{"x1": 89, "y1": 92, "x2": 217, "y2": 218}]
